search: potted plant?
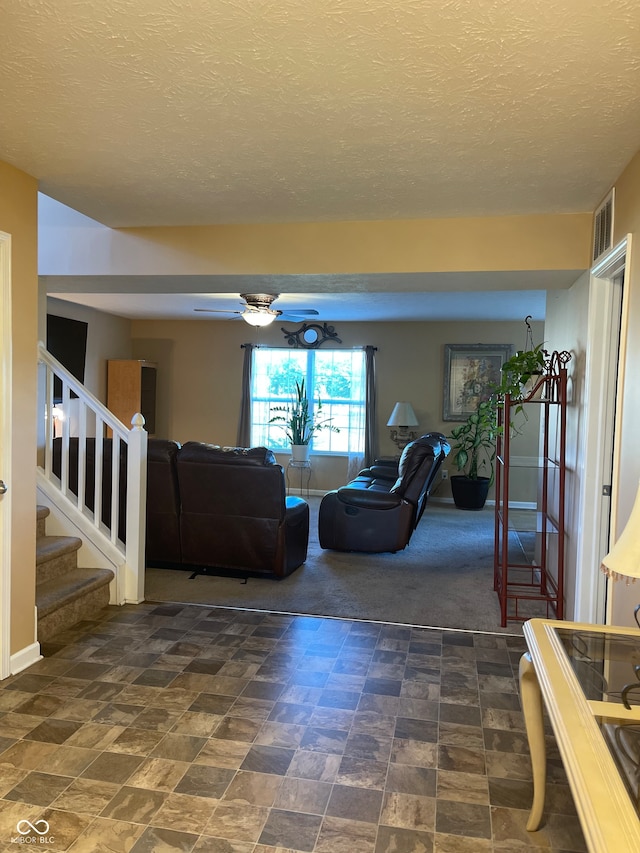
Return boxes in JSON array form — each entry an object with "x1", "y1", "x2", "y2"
[
  {"x1": 495, "y1": 341, "x2": 548, "y2": 400},
  {"x1": 493, "y1": 339, "x2": 549, "y2": 436},
  {"x1": 448, "y1": 399, "x2": 497, "y2": 510},
  {"x1": 269, "y1": 379, "x2": 338, "y2": 461},
  {"x1": 495, "y1": 315, "x2": 549, "y2": 402}
]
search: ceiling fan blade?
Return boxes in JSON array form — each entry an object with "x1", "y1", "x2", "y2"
[
  {"x1": 194, "y1": 304, "x2": 319, "y2": 322},
  {"x1": 194, "y1": 308, "x2": 243, "y2": 315},
  {"x1": 278, "y1": 309, "x2": 320, "y2": 320}
]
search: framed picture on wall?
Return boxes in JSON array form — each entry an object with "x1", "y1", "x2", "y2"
[{"x1": 443, "y1": 343, "x2": 513, "y2": 421}]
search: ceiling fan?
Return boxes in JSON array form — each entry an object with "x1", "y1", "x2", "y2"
[{"x1": 194, "y1": 293, "x2": 319, "y2": 327}]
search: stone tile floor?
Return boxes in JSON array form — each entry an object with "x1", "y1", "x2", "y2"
[{"x1": 0, "y1": 603, "x2": 587, "y2": 852}]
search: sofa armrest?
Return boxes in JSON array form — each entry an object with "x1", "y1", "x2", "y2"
[
  {"x1": 336, "y1": 487, "x2": 403, "y2": 511},
  {"x1": 283, "y1": 496, "x2": 309, "y2": 574},
  {"x1": 363, "y1": 464, "x2": 399, "y2": 481}
]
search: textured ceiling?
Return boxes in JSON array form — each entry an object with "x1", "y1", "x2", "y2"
[{"x1": 2, "y1": 0, "x2": 640, "y2": 227}]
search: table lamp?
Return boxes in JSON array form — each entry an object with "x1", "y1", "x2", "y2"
[
  {"x1": 601, "y1": 479, "x2": 640, "y2": 627},
  {"x1": 387, "y1": 402, "x2": 419, "y2": 452}
]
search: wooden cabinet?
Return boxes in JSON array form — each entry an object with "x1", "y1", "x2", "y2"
[
  {"x1": 107, "y1": 360, "x2": 157, "y2": 435},
  {"x1": 493, "y1": 351, "x2": 571, "y2": 627}
]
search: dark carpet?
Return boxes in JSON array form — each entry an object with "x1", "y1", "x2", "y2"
[{"x1": 145, "y1": 499, "x2": 537, "y2": 634}]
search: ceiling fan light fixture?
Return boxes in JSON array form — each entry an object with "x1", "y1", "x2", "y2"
[{"x1": 241, "y1": 308, "x2": 278, "y2": 327}]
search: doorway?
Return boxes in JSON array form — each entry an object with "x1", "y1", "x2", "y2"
[
  {"x1": 0, "y1": 230, "x2": 12, "y2": 679},
  {"x1": 574, "y1": 236, "x2": 629, "y2": 623}
]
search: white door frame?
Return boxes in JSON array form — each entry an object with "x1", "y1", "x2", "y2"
[
  {"x1": 573, "y1": 235, "x2": 630, "y2": 623},
  {"x1": 0, "y1": 231, "x2": 12, "y2": 679}
]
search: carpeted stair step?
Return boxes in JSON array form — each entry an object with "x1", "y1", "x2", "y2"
[
  {"x1": 37, "y1": 567, "x2": 114, "y2": 642},
  {"x1": 35, "y1": 503, "x2": 115, "y2": 642},
  {"x1": 36, "y1": 505, "x2": 49, "y2": 539},
  {"x1": 36, "y1": 534, "x2": 83, "y2": 584}
]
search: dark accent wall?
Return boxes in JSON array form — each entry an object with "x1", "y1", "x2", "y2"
[{"x1": 46, "y1": 313, "x2": 88, "y2": 400}]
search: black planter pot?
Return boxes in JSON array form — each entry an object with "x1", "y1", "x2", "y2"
[{"x1": 450, "y1": 475, "x2": 490, "y2": 511}]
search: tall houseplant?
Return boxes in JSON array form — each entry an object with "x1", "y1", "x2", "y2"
[
  {"x1": 269, "y1": 379, "x2": 338, "y2": 460},
  {"x1": 448, "y1": 399, "x2": 497, "y2": 510}
]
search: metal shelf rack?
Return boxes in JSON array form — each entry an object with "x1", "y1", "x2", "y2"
[{"x1": 493, "y1": 351, "x2": 571, "y2": 626}]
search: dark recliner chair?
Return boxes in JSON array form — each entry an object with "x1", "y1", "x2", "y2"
[
  {"x1": 318, "y1": 432, "x2": 450, "y2": 553},
  {"x1": 177, "y1": 442, "x2": 309, "y2": 577}
]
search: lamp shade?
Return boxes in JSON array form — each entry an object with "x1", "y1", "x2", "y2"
[
  {"x1": 387, "y1": 402, "x2": 418, "y2": 428},
  {"x1": 601, "y1": 480, "x2": 640, "y2": 582},
  {"x1": 242, "y1": 309, "x2": 277, "y2": 327}
]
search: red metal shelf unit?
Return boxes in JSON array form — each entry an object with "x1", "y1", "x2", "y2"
[{"x1": 493, "y1": 351, "x2": 570, "y2": 627}]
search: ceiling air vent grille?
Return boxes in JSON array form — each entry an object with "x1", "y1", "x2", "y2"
[{"x1": 592, "y1": 189, "x2": 614, "y2": 263}]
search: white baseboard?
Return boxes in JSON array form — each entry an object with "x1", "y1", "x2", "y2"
[
  {"x1": 10, "y1": 641, "x2": 42, "y2": 675},
  {"x1": 430, "y1": 495, "x2": 497, "y2": 506},
  {"x1": 430, "y1": 496, "x2": 536, "y2": 510}
]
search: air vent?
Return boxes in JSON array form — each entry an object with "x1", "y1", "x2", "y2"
[{"x1": 592, "y1": 189, "x2": 615, "y2": 263}]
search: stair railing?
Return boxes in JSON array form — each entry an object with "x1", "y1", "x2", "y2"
[{"x1": 37, "y1": 343, "x2": 147, "y2": 604}]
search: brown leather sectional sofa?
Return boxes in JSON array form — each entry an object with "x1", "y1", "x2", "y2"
[
  {"x1": 150, "y1": 441, "x2": 309, "y2": 578},
  {"x1": 53, "y1": 437, "x2": 310, "y2": 578}
]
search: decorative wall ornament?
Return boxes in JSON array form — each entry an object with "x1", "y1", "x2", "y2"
[{"x1": 281, "y1": 322, "x2": 342, "y2": 348}]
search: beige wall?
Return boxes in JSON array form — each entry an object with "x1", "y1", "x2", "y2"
[
  {"x1": 544, "y1": 274, "x2": 590, "y2": 620},
  {"x1": 131, "y1": 316, "x2": 543, "y2": 495},
  {"x1": 0, "y1": 160, "x2": 38, "y2": 656},
  {"x1": 607, "y1": 149, "x2": 640, "y2": 626},
  {"x1": 41, "y1": 210, "x2": 592, "y2": 277}
]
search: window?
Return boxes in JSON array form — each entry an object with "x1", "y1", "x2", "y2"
[{"x1": 250, "y1": 348, "x2": 366, "y2": 453}]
